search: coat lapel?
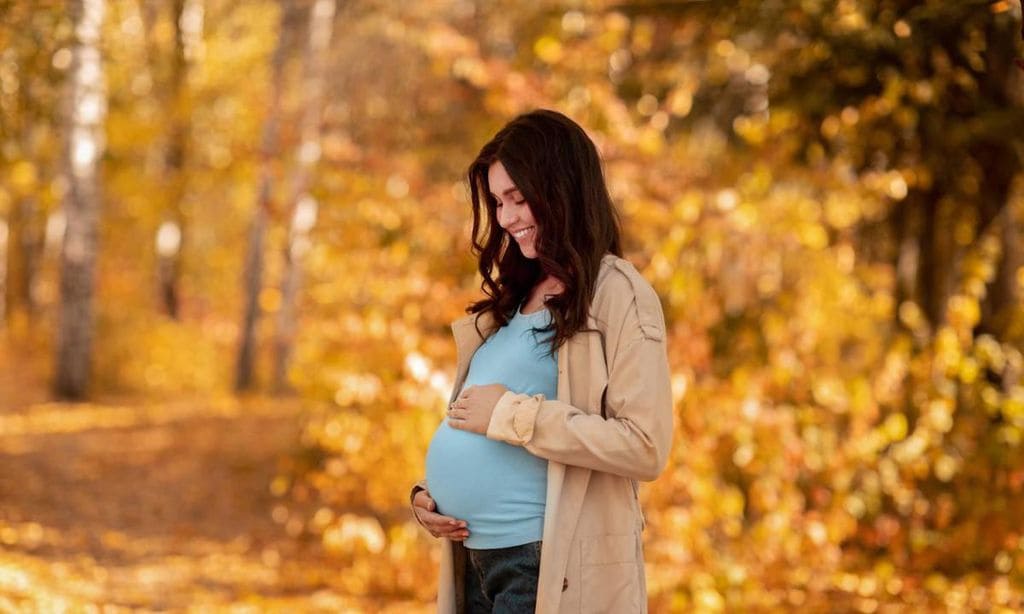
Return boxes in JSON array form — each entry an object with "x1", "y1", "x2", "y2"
[{"x1": 536, "y1": 336, "x2": 593, "y2": 613}]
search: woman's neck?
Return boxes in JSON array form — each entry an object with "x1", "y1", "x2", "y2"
[
  {"x1": 522, "y1": 275, "x2": 564, "y2": 314},
  {"x1": 536, "y1": 274, "x2": 564, "y2": 294}
]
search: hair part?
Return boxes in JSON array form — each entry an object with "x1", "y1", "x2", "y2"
[{"x1": 467, "y1": 109, "x2": 622, "y2": 352}]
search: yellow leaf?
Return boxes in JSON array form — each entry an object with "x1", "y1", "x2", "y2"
[
  {"x1": 881, "y1": 412, "x2": 908, "y2": 442},
  {"x1": 533, "y1": 36, "x2": 563, "y2": 64},
  {"x1": 798, "y1": 222, "x2": 829, "y2": 249},
  {"x1": 259, "y1": 288, "x2": 282, "y2": 313},
  {"x1": 9, "y1": 160, "x2": 37, "y2": 193},
  {"x1": 637, "y1": 127, "x2": 664, "y2": 155}
]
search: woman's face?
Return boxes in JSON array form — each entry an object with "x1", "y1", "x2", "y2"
[{"x1": 488, "y1": 160, "x2": 539, "y2": 259}]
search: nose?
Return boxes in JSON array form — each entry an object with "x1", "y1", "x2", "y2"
[{"x1": 497, "y1": 203, "x2": 517, "y2": 229}]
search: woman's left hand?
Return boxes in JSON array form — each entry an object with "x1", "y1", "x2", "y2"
[{"x1": 447, "y1": 383, "x2": 509, "y2": 435}]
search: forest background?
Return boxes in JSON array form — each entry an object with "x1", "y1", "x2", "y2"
[{"x1": 2, "y1": 0, "x2": 1024, "y2": 612}]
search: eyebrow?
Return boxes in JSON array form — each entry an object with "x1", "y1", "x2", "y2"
[{"x1": 490, "y1": 187, "x2": 521, "y2": 199}]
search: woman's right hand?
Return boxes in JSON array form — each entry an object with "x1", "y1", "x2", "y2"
[{"x1": 413, "y1": 488, "x2": 470, "y2": 541}]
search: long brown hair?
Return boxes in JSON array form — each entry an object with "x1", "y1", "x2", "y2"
[{"x1": 467, "y1": 109, "x2": 622, "y2": 352}]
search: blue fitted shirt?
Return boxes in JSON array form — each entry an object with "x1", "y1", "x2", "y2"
[{"x1": 425, "y1": 306, "x2": 556, "y2": 549}]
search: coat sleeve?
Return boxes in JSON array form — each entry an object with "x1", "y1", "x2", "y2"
[
  {"x1": 409, "y1": 479, "x2": 428, "y2": 528},
  {"x1": 485, "y1": 278, "x2": 674, "y2": 482}
]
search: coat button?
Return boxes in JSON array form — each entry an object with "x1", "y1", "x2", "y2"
[{"x1": 562, "y1": 578, "x2": 569, "y2": 592}]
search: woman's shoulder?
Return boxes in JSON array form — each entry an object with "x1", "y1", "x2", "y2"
[
  {"x1": 595, "y1": 254, "x2": 658, "y2": 305},
  {"x1": 593, "y1": 254, "x2": 665, "y2": 341}
]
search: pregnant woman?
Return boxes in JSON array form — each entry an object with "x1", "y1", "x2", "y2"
[{"x1": 411, "y1": 109, "x2": 673, "y2": 613}]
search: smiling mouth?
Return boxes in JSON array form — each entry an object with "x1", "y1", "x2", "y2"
[{"x1": 511, "y1": 226, "x2": 535, "y2": 240}]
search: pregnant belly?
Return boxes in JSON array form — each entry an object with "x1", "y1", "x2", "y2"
[{"x1": 424, "y1": 421, "x2": 547, "y2": 540}]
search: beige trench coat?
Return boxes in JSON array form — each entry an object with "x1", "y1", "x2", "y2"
[{"x1": 416, "y1": 254, "x2": 674, "y2": 613}]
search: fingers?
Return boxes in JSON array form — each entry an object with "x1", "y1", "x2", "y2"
[
  {"x1": 413, "y1": 489, "x2": 436, "y2": 512},
  {"x1": 447, "y1": 415, "x2": 469, "y2": 431},
  {"x1": 411, "y1": 491, "x2": 469, "y2": 540},
  {"x1": 455, "y1": 387, "x2": 473, "y2": 405},
  {"x1": 447, "y1": 404, "x2": 469, "y2": 429},
  {"x1": 415, "y1": 508, "x2": 470, "y2": 540}
]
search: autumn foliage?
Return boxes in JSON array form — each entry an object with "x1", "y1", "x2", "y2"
[{"x1": 2, "y1": 0, "x2": 1024, "y2": 612}]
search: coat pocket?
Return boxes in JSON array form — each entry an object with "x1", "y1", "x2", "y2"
[{"x1": 579, "y1": 533, "x2": 643, "y2": 613}]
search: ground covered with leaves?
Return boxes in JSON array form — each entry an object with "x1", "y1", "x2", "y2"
[{"x1": 0, "y1": 346, "x2": 430, "y2": 613}]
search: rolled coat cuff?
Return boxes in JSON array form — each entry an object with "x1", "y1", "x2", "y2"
[
  {"x1": 486, "y1": 391, "x2": 543, "y2": 445},
  {"x1": 410, "y1": 479, "x2": 428, "y2": 529}
]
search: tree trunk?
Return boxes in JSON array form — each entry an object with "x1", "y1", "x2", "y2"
[
  {"x1": 975, "y1": 10, "x2": 1023, "y2": 340},
  {"x1": 54, "y1": 0, "x2": 106, "y2": 400},
  {"x1": 235, "y1": 2, "x2": 292, "y2": 392},
  {"x1": 272, "y1": 0, "x2": 335, "y2": 394},
  {"x1": 4, "y1": 196, "x2": 42, "y2": 333},
  {"x1": 916, "y1": 193, "x2": 957, "y2": 331},
  {"x1": 155, "y1": 0, "x2": 199, "y2": 319},
  {"x1": 0, "y1": 218, "x2": 6, "y2": 326},
  {"x1": 981, "y1": 205, "x2": 1022, "y2": 341},
  {"x1": 4, "y1": 29, "x2": 47, "y2": 334}
]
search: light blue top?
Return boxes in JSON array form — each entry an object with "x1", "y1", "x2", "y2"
[{"x1": 425, "y1": 306, "x2": 556, "y2": 549}]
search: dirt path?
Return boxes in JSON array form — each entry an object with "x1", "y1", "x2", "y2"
[{"x1": 0, "y1": 346, "x2": 427, "y2": 612}]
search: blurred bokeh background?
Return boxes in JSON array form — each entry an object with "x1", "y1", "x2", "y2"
[{"x1": 1, "y1": 0, "x2": 1023, "y2": 611}]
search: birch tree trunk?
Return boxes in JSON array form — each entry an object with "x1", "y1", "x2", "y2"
[
  {"x1": 272, "y1": 0, "x2": 335, "y2": 394},
  {"x1": 235, "y1": 3, "x2": 293, "y2": 392},
  {"x1": 54, "y1": 0, "x2": 106, "y2": 399}
]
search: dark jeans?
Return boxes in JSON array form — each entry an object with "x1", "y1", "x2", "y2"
[{"x1": 464, "y1": 541, "x2": 542, "y2": 614}]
